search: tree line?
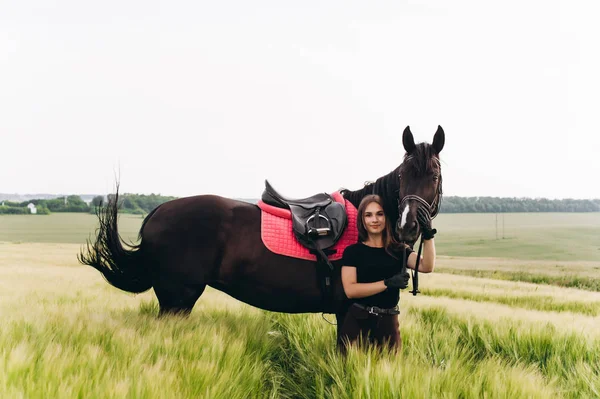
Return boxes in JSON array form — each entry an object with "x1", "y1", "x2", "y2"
[
  {"x1": 0, "y1": 195, "x2": 88, "y2": 214},
  {"x1": 0, "y1": 194, "x2": 176, "y2": 215},
  {"x1": 440, "y1": 196, "x2": 600, "y2": 213},
  {"x1": 1, "y1": 194, "x2": 599, "y2": 215},
  {"x1": 101, "y1": 193, "x2": 178, "y2": 215}
]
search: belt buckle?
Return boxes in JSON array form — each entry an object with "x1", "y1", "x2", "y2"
[{"x1": 367, "y1": 306, "x2": 378, "y2": 315}]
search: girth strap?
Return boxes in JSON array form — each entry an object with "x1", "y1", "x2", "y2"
[{"x1": 309, "y1": 242, "x2": 335, "y2": 307}]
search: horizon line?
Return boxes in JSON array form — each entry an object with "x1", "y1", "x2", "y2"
[{"x1": 1, "y1": 192, "x2": 599, "y2": 201}]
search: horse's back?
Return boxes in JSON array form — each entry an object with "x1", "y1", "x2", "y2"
[
  {"x1": 136, "y1": 194, "x2": 344, "y2": 313},
  {"x1": 141, "y1": 195, "x2": 257, "y2": 246}
]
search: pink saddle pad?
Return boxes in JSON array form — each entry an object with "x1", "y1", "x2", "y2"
[{"x1": 258, "y1": 192, "x2": 358, "y2": 261}]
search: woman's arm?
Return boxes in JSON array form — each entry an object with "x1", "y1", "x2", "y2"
[
  {"x1": 341, "y1": 266, "x2": 387, "y2": 299},
  {"x1": 406, "y1": 238, "x2": 436, "y2": 273}
]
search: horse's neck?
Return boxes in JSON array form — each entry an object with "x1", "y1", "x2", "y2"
[
  {"x1": 342, "y1": 185, "x2": 370, "y2": 208},
  {"x1": 342, "y1": 166, "x2": 401, "y2": 224}
]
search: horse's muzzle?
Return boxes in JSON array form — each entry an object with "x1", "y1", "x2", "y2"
[{"x1": 396, "y1": 220, "x2": 419, "y2": 243}]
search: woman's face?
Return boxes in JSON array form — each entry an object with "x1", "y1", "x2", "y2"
[{"x1": 363, "y1": 202, "x2": 386, "y2": 235}]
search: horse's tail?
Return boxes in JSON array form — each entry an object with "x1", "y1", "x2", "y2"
[{"x1": 78, "y1": 188, "x2": 154, "y2": 293}]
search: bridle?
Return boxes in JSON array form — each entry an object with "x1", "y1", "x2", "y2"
[
  {"x1": 397, "y1": 183, "x2": 441, "y2": 296},
  {"x1": 399, "y1": 194, "x2": 440, "y2": 220}
]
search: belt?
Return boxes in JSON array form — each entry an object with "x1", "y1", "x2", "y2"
[{"x1": 353, "y1": 303, "x2": 400, "y2": 316}]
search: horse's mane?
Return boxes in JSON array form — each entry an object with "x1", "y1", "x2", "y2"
[
  {"x1": 340, "y1": 166, "x2": 401, "y2": 227},
  {"x1": 399, "y1": 143, "x2": 441, "y2": 178}
]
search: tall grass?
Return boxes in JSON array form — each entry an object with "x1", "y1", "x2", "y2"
[
  {"x1": 5, "y1": 277, "x2": 599, "y2": 397},
  {"x1": 1, "y1": 300, "x2": 283, "y2": 398},
  {"x1": 422, "y1": 287, "x2": 600, "y2": 315},
  {"x1": 262, "y1": 307, "x2": 599, "y2": 398},
  {"x1": 437, "y1": 268, "x2": 600, "y2": 292}
]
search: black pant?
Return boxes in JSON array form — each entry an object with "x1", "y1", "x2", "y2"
[{"x1": 338, "y1": 303, "x2": 401, "y2": 354}]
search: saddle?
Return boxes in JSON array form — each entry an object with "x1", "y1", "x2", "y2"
[{"x1": 261, "y1": 180, "x2": 347, "y2": 251}]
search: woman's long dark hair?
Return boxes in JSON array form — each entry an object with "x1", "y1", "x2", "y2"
[{"x1": 356, "y1": 194, "x2": 405, "y2": 259}]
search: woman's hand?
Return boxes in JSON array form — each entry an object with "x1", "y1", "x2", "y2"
[
  {"x1": 384, "y1": 271, "x2": 410, "y2": 289},
  {"x1": 417, "y1": 207, "x2": 437, "y2": 240}
]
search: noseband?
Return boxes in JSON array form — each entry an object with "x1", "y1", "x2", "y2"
[{"x1": 399, "y1": 194, "x2": 439, "y2": 220}]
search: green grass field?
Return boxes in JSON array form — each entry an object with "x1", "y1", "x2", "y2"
[
  {"x1": 432, "y1": 212, "x2": 600, "y2": 261},
  {"x1": 1, "y1": 212, "x2": 599, "y2": 397},
  {"x1": 2, "y1": 212, "x2": 599, "y2": 261},
  {"x1": 0, "y1": 213, "x2": 144, "y2": 244}
]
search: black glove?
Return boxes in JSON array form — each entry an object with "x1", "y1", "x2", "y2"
[
  {"x1": 417, "y1": 206, "x2": 437, "y2": 240},
  {"x1": 384, "y1": 271, "x2": 410, "y2": 289}
]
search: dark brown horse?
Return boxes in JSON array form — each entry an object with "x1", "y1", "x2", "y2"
[{"x1": 79, "y1": 126, "x2": 445, "y2": 334}]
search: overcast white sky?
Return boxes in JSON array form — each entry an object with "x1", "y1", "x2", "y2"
[{"x1": 1, "y1": 1, "x2": 598, "y2": 199}]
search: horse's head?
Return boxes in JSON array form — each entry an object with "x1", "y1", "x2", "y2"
[{"x1": 396, "y1": 126, "x2": 445, "y2": 243}]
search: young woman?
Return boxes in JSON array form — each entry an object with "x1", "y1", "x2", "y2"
[{"x1": 339, "y1": 194, "x2": 437, "y2": 352}]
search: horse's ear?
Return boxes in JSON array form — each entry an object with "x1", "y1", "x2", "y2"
[
  {"x1": 403, "y1": 126, "x2": 416, "y2": 154},
  {"x1": 432, "y1": 125, "x2": 445, "y2": 154}
]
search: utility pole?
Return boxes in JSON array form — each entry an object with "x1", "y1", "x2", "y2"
[{"x1": 495, "y1": 214, "x2": 498, "y2": 240}]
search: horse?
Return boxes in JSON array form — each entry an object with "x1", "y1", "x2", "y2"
[{"x1": 78, "y1": 126, "x2": 444, "y2": 341}]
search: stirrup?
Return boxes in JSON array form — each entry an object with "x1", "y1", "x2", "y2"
[
  {"x1": 308, "y1": 227, "x2": 331, "y2": 236},
  {"x1": 306, "y1": 213, "x2": 332, "y2": 237}
]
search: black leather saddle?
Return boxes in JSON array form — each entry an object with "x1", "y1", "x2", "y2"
[
  {"x1": 261, "y1": 180, "x2": 347, "y2": 251},
  {"x1": 262, "y1": 180, "x2": 332, "y2": 210}
]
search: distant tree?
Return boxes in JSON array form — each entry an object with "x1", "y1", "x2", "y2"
[
  {"x1": 39, "y1": 196, "x2": 89, "y2": 212},
  {"x1": 91, "y1": 196, "x2": 104, "y2": 207},
  {"x1": 36, "y1": 204, "x2": 51, "y2": 215},
  {"x1": 0, "y1": 206, "x2": 28, "y2": 214},
  {"x1": 67, "y1": 195, "x2": 86, "y2": 206}
]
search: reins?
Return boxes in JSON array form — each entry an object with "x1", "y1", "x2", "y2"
[{"x1": 408, "y1": 238, "x2": 423, "y2": 296}]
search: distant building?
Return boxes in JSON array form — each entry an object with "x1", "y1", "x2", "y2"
[{"x1": 27, "y1": 203, "x2": 37, "y2": 214}]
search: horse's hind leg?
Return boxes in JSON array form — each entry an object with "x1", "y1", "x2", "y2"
[{"x1": 154, "y1": 279, "x2": 206, "y2": 316}]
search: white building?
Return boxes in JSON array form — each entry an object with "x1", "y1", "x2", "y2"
[{"x1": 27, "y1": 203, "x2": 37, "y2": 214}]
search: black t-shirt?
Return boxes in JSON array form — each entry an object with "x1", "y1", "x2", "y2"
[{"x1": 341, "y1": 243, "x2": 413, "y2": 308}]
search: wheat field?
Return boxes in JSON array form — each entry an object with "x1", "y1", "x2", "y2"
[{"x1": 1, "y1": 213, "x2": 599, "y2": 398}]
